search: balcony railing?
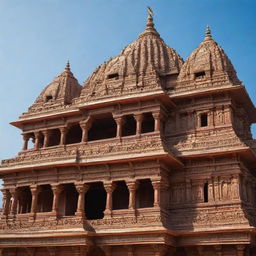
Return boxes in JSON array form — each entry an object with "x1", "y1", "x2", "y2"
[{"x1": 1, "y1": 132, "x2": 164, "y2": 169}]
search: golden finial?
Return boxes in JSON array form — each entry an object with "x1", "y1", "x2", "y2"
[{"x1": 204, "y1": 25, "x2": 212, "y2": 41}]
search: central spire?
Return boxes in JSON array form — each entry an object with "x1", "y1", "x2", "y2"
[{"x1": 139, "y1": 7, "x2": 159, "y2": 38}]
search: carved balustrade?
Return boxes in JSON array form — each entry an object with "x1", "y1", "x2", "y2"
[{"x1": 1, "y1": 133, "x2": 164, "y2": 168}]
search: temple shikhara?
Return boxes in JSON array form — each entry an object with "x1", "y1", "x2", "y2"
[{"x1": 1, "y1": 8, "x2": 256, "y2": 256}]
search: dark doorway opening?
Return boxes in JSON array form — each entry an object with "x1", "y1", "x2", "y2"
[
  {"x1": 85, "y1": 182, "x2": 106, "y2": 220},
  {"x1": 113, "y1": 181, "x2": 129, "y2": 210},
  {"x1": 48, "y1": 129, "x2": 61, "y2": 147},
  {"x1": 37, "y1": 185, "x2": 53, "y2": 212},
  {"x1": 200, "y1": 113, "x2": 208, "y2": 127},
  {"x1": 66, "y1": 124, "x2": 82, "y2": 144},
  {"x1": 88, "y1": 114, "x2": 117, "y2": 141},
  {"x1": 204, "y1": 183, "x2": 208, "y2": 203},
  {"x1": 17, "y1": 186, "x2": 32, "y2": 214},
  {"x1": 58, "y1": 183, "x2": 78, "y2": 216},
  {"x1": 136, "y1": 179, "x2": 154, "y2": 208},
  {"x1": 122, "y1": 115, "x2": 136, "y2": 137},
  {"x1": 141, "y1": 112, "x2": 154, "y2": 133}
]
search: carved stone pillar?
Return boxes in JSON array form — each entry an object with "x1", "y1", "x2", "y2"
[
  {"x1": 152, "y1": 112, "x2": 161, "y2": 132},
  {"x1": 197, "y1": 246, "x2": 204, "y2": 256},
  {"x1": 152, "y1": 180, "x2": 164, "y2": 208},
  {"x1": 10, "y1": 188, "x2": 18, "y2": 215},
  {"x1": 152, "y1": 245, "x2": 169, "y2": 256},
  {"x1": 51, "y1": 184, "x2": 63, "y2": 216},
  {"x1": 59, "y1": 127, "x2": 67, "y2": 145},
  {"x1": 22, "y1": 134, "x2": 30, "y2": 151},
  {"x1": 231, "y1": 175, "x2": 240, "y2": 200},
  {"x1": 242, "y1": 177, "x2": 248, "y2": 202},
  {"x1": 75, "y1": 183, "x2": 89, "y2": 217},
  {"x1": 1, "y1": 189, "x2": 10, "y2": 216},
  {"x1": 208, "y1": 178, "x2": 214, "y2": 202},
  {"x1": 42, "y1": 130, "x2": 50, "y2": 148},
  {"x1": 214, "y1": 245, "x2": 222, "y2": 256},
  {"x1": 101, "y1": 246, "x2": 112, "y2": 256},
  {"x1": 134, "y1": 113, "x2": 143, "y2": 136},
  {"x1": 80, "y1": 118, "x2": 92, "y2": 143},
  {"x1": 30, "y1": 185, "x2": 39, "y2": 215},
  {"x1": 125, "y1": 246, "x2": 134, "y2": 256},
  {"x1": 126, "y1": 180, "x2": 138, "y2": 210},
  {"x1": 114, "y1": 116, "x2": 124, "y2": 138},
  {"x1": 236, "y1": 245, "x2": 246, "y2": 256},
  {"x1": 34, "y1": 131, "x2": 40, "y2": 150},
  {"x1": 104, "y1": 182, "x2": 116, "y2": 216},
  {"x1": 213, "y1": 176, "x2": 220, "y2": 201},
  {"x1": 185, "y1": 179, "x2": 192, "y2": 202},
  {"x1": 47, "y1": 247, "x2": 56, "y2": 256}
]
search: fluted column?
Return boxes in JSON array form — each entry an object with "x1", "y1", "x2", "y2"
[
  {"x1": 1, "y1": 189, "x2": 10, "y2": 216},
  {"x1": 75, "y1": 183, "x2": 89, "y2": 217},
  {"x1": 134, "y1": 113, "x2": 143, "y2": 136},
  {"x1": 10, "y1": 188, "x2": 18, "y2": 215},
  {"x1": 104, "y1": 182, "x2": 116, "y2": 216},
  {"x1": 114, "y1": 116, "x2": 124, "y2": 138},
  {"x1": 30, "y1": 185, "x2": 39, "y2": 215},
  {"x1": 42, "y1": 130, "x2": 50, "y2": 148},
  {"x1": 51, "y1": 184, "x2": 62, "y2": 216},
  {"x1": 126, "y1": 180, "x2": 138, "y2": 210},
  {"x1": 22, "y1": 134, "x2": 30, "y2": 151},
  {"x1": 59, "y1": 127, "x2": 67, "y2": 145}
]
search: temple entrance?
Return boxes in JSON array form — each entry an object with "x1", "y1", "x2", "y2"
[{"x1": 85, "y1": 182, "x2": 106, "y2": 220}]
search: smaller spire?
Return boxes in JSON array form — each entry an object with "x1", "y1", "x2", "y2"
[
  {"x1": 204, "y1": 25, "x2": 212, "y2": 41},
  {"x1": 139, "y1": 7, "x2": 159, "y2": 38},
  {"x1": 65, "y1": 60, "x2": 70, "y2": 71}
]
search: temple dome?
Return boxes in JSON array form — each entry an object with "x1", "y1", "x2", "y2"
[
  {"x1": 34, "y1": 62, "x2": 82, "y2": 105},
  {"x1": 81, "y1": 11, "x2": 183, "y2": 99},
  {"x1": 178, "y1": 26, "x2": 240, "y2": 85}
]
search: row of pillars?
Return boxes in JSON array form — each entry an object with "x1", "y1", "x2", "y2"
[
  {"x1": 22, "y1": 111, "x2": 163, "y2": 151},
  {"x1": 2, "y1": 179, "x2": 166, "y2": 218}
]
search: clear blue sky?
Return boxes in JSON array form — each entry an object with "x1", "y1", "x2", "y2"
[{"x1": 0, "y1": 0, "x2": 255, "y2": 160}]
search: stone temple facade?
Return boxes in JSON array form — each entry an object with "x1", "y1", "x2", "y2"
[{"x1": 0, "y1": 9, "x2": 256, "y2": 256}]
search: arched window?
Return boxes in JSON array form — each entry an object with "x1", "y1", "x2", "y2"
[{"x1": 88, "y1": 114, "x2": 117, "y2": 141}]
